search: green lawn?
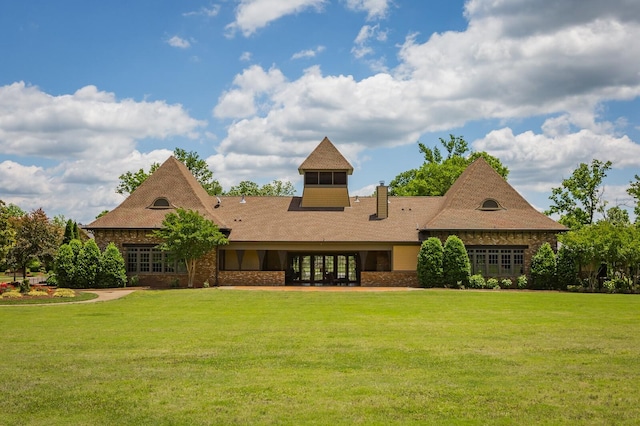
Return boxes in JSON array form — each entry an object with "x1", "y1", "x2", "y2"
[{"x1": 1, "y1": 289, "x2": 639, "y2": 425}]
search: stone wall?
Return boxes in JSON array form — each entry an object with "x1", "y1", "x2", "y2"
[
  {"x1": 218, "y1": 271, "x2": 285, "y2": 286},
  {"x1": 92, "y1": 229, "x2": 217, "y2": 288},
  {"x1": 429, "y1": 230, "x2": 560, "y2": 278},
  {"x1": 361, "y1": 271, "x2": 419, "y2": 287}
]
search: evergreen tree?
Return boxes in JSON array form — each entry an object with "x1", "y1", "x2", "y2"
[
  {"x1": 556, "y1": 245, "x2": 577, "y2": 290},
  {"x1": 442, "y1": 235, "x2": 471, "y2": 287},
  {"x1": 62, "y1": 219, "x2": 75, "y2": 245},
  {"x1": 417, "y1": 237, "x2": 443, "y2": 287},
  {"x1": 97, "y1": 243, "x2": 127, "y2": 288},
  {"x1": 76, "y1": 239, "x2": 101, "y2": 288},
  {"x1": 531, "y1": 243, "x2": 557, "y2": 290},
  {"x1": 54, "y1": 243, "x2": 77, "y2": 288}
]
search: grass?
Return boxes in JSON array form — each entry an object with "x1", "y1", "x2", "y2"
[{"x1": 1, "y1": 289, "x2": 639, "y2": 425}]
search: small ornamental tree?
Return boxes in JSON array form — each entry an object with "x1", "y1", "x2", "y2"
[
  {"x1": 531, "y1": 243, "x2": 557, "y2": 290},
  {"x1": 442, "y1": 235, "x2": 471, "y2": 287},
  {"x1": 98, "y1": 243, "x2": 127, "y2": 288},
  {"x1": 556, "y1": 245, "x2": 577, "y2": 290},
  {"x1": 152, "y1": 209, "x2": 228, "y2": 288},
  {"x1": 76, "y1": 239, "x2": 101, "y2": 288},
  {"x1": 417, "y1": 237, "x2": 443, "y2": 287},
  {"x1": 54, "y1": 243, "x2": 77, "y2": 288}
]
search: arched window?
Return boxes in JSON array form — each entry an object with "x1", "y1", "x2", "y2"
[
  {"x1": 479, "y1": 199, "x2": 501, "y2": 210},
  {"x1": 150, "y1": 197, "x2": 171, "y2": 209}
]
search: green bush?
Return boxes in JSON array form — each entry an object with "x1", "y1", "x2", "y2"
[
  {"x1": 19, "y1": 279, "x2": 30, "y2": 294},
  {"x1": 468, "y1": 274, "x2": 486, "y2": 289},
  {"x1": 97, "y1": 243, "x2": 127, "y2": 288},
  {"x1": 76, "y1": 240, "x2": 101, "y2": 288},
  {"x1": 487, "y1": 278, "x2": 499, "y2": 289},
  {"x1": 556, "y1": 246, "x2": 577, "y2": 290},
  {"x1": 566, "y1": 285, "x2": 583, "y2": 292},
  {"x1": 417, "y1": 237, "x2": 444, "y2": 288},
  {"x1": 531, "y1": 243, "x2": 557, "y2": 290},
  {"x1": 443, "y1": 235, "x2": 471, "y2": 288},
  {"x1": 54, "y1": 243, "x2": 78, "y2": 288},
  {"x1": 501, "y1": 278, "x2": 512, "y2": 289},
  {"x1": 517, "y1": 275, "x2": 528, "y2": 289}
]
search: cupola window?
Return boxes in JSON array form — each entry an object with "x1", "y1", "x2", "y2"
[{"x1": 479, "y1": 199, "x2": 501, "y2": 211}]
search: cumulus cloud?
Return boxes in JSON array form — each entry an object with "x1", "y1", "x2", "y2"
[
  {"x1": 213, "y1": 0, "x2": 640, "y2": 188},
  {"x1": 345, "y1": 0, "x2": 391, "y2": 20},
  {"x1": 166, "y1": 35, "x2": 191, "y2": 48},
  {"x1": 226, "y1": 0, "x2": 326, "y2": 37},
  {"x1": 291, "y1": 45, "x2": 326, "y2": 60},
  {"x1": 0, "y1": 82, "x2": 206, "y2": 161},
  {"x1": 351, "y1": 24, "x2": 388, "y2": 58}
]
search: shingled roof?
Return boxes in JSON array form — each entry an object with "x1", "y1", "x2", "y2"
[
  {"x1": 298, "y1": 137, "x2": 354, "y2": 174},
  {"x1": 88, "y1": 156, "x2": 228, "y2": 229},
  {"x1": 424, "y1": 157, "x2": 566, "y2": 231}
]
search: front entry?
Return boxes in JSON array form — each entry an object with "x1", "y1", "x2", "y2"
[{"x1": 287, "y1": 253, "x2": 359, "y2": 286}]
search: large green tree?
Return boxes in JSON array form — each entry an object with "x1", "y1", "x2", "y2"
[
  {"x1": 0, "y1": 200, "x2": 17, "y2": 266},
  {"x1": 117, "y1": 148, "x2": 222, "y2": 196},
  {"x1": 545, "y1": 159, "x2": 612, "y2": 229},
  {"x1": 389, "y1": 135, "x2": 509, "y2": 196},
  {"x1": 152, "y1": 209, "x2": 228, "y2": 288},
  {"x1": 627, "y1": 174, "x2": 640, "y2": 223},
  {"x1": 7, "y1": 208, "x2": 59, "y2": 279}
]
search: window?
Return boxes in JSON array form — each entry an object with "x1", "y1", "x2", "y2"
[
  {"x1": 150, "y1": 197, "x2": 171, "y2": 209},
  {"x1": 467, "y1": 247, "x2": 525, "y2": 277},
  {"x1": 304, "y1": 171, "x2": 348, "y2": 186},
  {"x1": 479, "y1": 199, "x2": 501, "y2": 210},
  {"x1": 125, "y1": 246, "x2": 186, "y2": 274}
]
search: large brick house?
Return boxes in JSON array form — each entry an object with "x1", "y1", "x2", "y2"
[{"x1": 86, "y1": 137, "x2": 566, "y2": 287}]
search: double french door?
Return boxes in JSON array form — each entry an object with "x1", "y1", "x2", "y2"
[{"x1": 288, "y1": 253, "x2": 359, "y2": 286}]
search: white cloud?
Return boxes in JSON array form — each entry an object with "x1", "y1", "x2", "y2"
[
  {"x1": 213, "y1": 0, "x2": 640, "y2": 180},
  {"x1": 345, "y1": 0, "x2": 391, "y2": 20},
  {"x1": 183, "y1": 5, "x2": 221, "y2": 18},
  {"x1": 239, "y1": 51, "x2": 252, "y2": 61},
  {"x1": 226, "y1": 0, "x2": 326, "y2": 37},
  {"x1": 167, "y1": 35, "x2": 191, "y2": 49},
  {"x1": 291, "y1": 45, "x2": 326, "y2": 60}
]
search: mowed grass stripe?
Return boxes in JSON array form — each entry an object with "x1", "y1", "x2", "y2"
[{"x1": 1, "y1": 289, "x2": 639, "y2": 425}]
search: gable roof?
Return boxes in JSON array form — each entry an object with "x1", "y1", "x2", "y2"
[
  {"x1": 423, "y1": 157, "x2": 566, "y2": 231},
  {"x1": 87, "y1": 156, "x2": 228, "y2": 229},
  {"x1": 298, "y1": 137, "x2": 354, "y2": 174}
]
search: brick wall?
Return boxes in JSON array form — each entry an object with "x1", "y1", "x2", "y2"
[
  {"x1": 361, "y1": 271, "x2": 419, "y2": 287},
  {"x1": 218, "y1": 271, "x2": 285, "y2": 286}
]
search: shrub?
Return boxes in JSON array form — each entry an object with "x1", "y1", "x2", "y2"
[
  {"x1": 129, "y1": 275, "x2": 139, "y2": 287},
  {"x1": 19, "y1": 279, "x2": 30, "y2": 294},
  {"x1": 45, "y1": 274, "x2": 58, "y2": 287},
  {"x1": 417, "y1": 237, "x2": 444, "y2": 288},
  {"x1": 603, "y1": 280, "x2": 616, "y2": 293},
  {"x1": 501, "y1": 278, "x2": 512, "y2": 289},
  {"x1": 2, "y1": 290, "x2": 22, "y2": 298},
  {"x1": 566, "y1": 285, "x2": 583, "y2": 292},
  {"x1": 517, "y1": 275, "x2": 528, "y2": 289},
  {"x1": 203, "y1": 280, "x2": 210, "y2": 288},
  {"x1": 76, "y1": 240, "x2": 101, "y2": 288},
  {"x1": 556, "y1": 246, "x2": 577, "y2": 291},
  {"x1": 531, "y1": 243, "x2": 557, "y2": 290},
  {"x1": 53, "y1": 288, "x2": 76, "y2": 298},
  {"x1": 97, "y1": 243, "x2": 127, "y2": 288},
  {"x1": 54, "y1": 243, "x2": 77, "y2": 288},
  {"x1": 27, "y1": 289, "x2": 48, "y2": 297},
  {"x1": 487, "y1": 278, "x2": 499, "y2": 289},
  {"x1": 443, "y1": 235, "x2": 471, "y2": 288},
  {"x1": 468, "y1": 274, "x2": 486, "y2": 289}
]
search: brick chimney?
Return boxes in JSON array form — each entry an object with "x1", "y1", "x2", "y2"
[{"x1": 376, "y1": 181, "x2": 388, "y2": 219}]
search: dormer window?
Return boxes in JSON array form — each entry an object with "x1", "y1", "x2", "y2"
[
  {"x1": 479, "y1": 199, "x2": 501, "y2": 211},
  {"x1": 304, "y1": 171, "x2": 347, "y2": 186},
  {"x1": 149, "y1": 197, "x2": 171, "y2": 209}
]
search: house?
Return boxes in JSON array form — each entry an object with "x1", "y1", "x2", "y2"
[{"x1": 86, "y1": 137, "x2": 566, "y2": 287}]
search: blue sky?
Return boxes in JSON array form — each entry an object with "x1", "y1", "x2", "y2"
[{"x1": 1, "y1": 0, "x2": 640, "y2": 224}]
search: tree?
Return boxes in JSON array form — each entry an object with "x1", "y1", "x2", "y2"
[
  {"x1": 76, "y1": 239, "x2": 101, "y2": 288},
  {"x1": 390, "y1": 135, "x2": 509, "y2": 196},
  {"x1": 417, "y1": 237, "x2": 443, "y2": 288},
  {"x1": 62, "y1": 219, "x2": 75, "y2": 245},
  {"x1": 7, "y1": 208, "x2": 58, "y2": 279},
  {"x1": 225, "y1": 179, "x2": 297, "y2": 196},
  {"x1": 54, "y1": 243, "x2": 78, "y2": 288},
  {"x1": 545, "y1": 159, "x2": 612, "y2": 229},
  {"x1": 442, "y1": 235, "x2": 471, "y2": 287},
  {"x1": 117, "y1": 148, "x2": 222, "y2": 196},
  {"x1": 97, "y1": 243, "x2": 127, "y2": 288},
  {"x1": 556, "y1": 245, "x2": 577, "y2": 290},
  {"x1": 152, "y1": 209, "x2": 228, "y2": 288},
  {"x1": 627, "y1": 174, "x2": 640, "y2": 223},
  {"x1": 530, "y1": 243, "x2": 557, "y2": 290},
  {"x1": 0, "y1": 201, "x2": 17, "y2": 266}
]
